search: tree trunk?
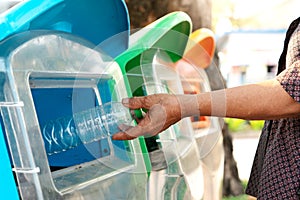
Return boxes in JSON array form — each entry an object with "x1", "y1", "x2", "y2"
[
  {"x1": 221, "y1": 123, "x2": 244, "y2": 196},
  {"x1": 125, "y1": 0, "x2": 211, "y2": 30}
]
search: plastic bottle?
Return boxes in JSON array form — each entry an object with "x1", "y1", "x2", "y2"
[{"x1": 42, "y1": 102, "x2": 132, "y2": 155}]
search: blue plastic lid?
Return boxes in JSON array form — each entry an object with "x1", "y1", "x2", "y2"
[{"x1": 0, "y1": 0, "x2": 130, "y2": 57}]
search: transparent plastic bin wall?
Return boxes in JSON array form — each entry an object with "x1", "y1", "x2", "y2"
[
  {"x1": 0, "y1": 31, "x2": 147, "y2": 199},
  {"x1": 139, "y1": 48, "x2": 204, "y2": 200}
]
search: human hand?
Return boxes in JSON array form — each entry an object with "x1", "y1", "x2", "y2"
[{"x1": 112, "y1": 94, "x2": 183, "y2": 140}]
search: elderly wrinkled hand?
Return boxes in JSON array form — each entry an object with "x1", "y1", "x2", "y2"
[{"x1": 112, "y1": 94, "x2": 182, "y2": 140}]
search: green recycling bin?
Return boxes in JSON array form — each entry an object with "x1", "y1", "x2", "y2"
[{"x1": 115, "y1": 11, "x2": 204, "y2": 199}]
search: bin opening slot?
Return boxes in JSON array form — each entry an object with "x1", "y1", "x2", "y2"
[
  {"x1": 29, "y1": 74, "x2": 134, "y2": 191},
  {"x1": 30, "y1": 75, "x2": 110, "y2": 166}
]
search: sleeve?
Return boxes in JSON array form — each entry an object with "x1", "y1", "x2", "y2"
[
  {"x1": 276, "y1": 61, "x2": 300, "y2": 103},
  {"x1": 276, "y1": 22, "x2": 300, "y2": 103}
]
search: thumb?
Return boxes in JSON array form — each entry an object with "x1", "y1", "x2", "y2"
[{"x1": 122, "y1": 96, "x2": 147, "y2": 109}]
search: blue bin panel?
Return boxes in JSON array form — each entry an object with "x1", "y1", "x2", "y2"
[
  {"x1": 0, "y1": 0, "x2": 129, "y2": 57},
  {"x1": 31, "y1": 88, "x2": 108, "y2": 167},
  {"x1": 0, "y1": 124, "x2": 19, "y2": 200}
]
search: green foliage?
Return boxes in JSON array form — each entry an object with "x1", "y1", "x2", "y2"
[
  {"x1": 223, "y1": 181, "x2": 250, "y2": 200},
  {"x1": 249, "y1": 120, "x2": 265, "y2": 130},
  {"x1": 223, "y1": 194, "x2": 249, "y2": 200},
  {"x1": 225, "y1": 118, "x2": 264, "y2": 132}
]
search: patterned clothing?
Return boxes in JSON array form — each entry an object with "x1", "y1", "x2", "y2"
[{"x1": 245, "y1": 18, "x2": 300, "y2": 199}]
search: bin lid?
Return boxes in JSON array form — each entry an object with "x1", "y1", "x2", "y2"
[
  {"x1": 0, "y1": 0, "x2": 129, "y2": 57},
  {"x1": 182, "y1": 28, "x2": 215, "y2": 69},
  {"x1": 116, "y1": 11, "x2": 192, "y2": 71}
]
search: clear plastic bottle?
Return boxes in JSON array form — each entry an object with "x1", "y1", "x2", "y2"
[{"x1": 42, "y1": 102, "x2": 133, "y2": 155}]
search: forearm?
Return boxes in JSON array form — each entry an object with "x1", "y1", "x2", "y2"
[
  {"x1": 113, "y1": 78, "x2": 299, "y2": 140},
  {"x1": 223, "y1": 79, "x2": 300, "y2": 120},
  {"x1": 180, "y1": 79, "x2": 300, "y2": 120}
]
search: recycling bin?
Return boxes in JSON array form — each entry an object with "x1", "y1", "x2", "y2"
[
  {"x1": 115, "y1": 12, "x2": 204, "y2": 200},
  {"x1": 0, "y1": 0, "x2": 149, "y2": 199}
]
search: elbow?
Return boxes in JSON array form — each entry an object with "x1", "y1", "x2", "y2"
[
  {"x1": 271, "y1": 99, "x2": 300, "y2": 119},
  {"x1": 284, "y1": 101, "x2": 300, "y2": 118}
]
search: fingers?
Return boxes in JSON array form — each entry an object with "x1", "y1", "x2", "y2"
[
  {"x1": 122, "y1": 97, "x2": 145, "y2": 109},
  {"x1": 113, "y1": 113, "x2": 150, "y2": 140},
  {"x1": 112, "y1": 104, "x2": 167, "y2": 140},
  {"x1": 112, "y1": 124, "x2": 148, "y2": 140},
  {"x1": 112, "y1": 132, "x2": 136, "y2": 140},
  {"x1": 113, "y1": 96, "x2": 154, "y2": 140},
  {"x1": 122, "y1": 95, "x2": 159, "y2": 110},
  {"x1": 114, "y1": 94, "x2": 179, "y2": 141},
  {"x1": 130, "y1": 109, "x2": 146, "y2": 123}
]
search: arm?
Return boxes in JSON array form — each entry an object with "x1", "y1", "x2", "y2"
[
  {"x1": 112, "y1": 78, "x2": 300, "y2": 140},
  {"x1": 196, "y1": 78, "x2": 300, "y2": 120}
]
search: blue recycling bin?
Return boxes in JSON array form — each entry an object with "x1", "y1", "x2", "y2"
[
  {"x1": 0, "y1": 0, "x2": 131, "y2": 167},
  {"x1": 0, "y1": 1, "x2": 149, "y2": 199},
  {"x1": 1, "y1": 0, "x2": 131, "y2": 163}
]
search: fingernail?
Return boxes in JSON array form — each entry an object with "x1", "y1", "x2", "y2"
[{"x1": 122, "y1": 98, "x2": 129, "y2": 105}]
